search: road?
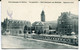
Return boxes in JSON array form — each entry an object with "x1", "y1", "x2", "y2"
[{"x1": 1, "y1": 35, "x2": 78, "y2": 49}]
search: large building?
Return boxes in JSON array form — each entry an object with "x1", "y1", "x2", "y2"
[
  {"x1": 34, "y1": 22, "x2": 49, "y2": 34},
  {"x1": 32, "y1": 21, "x2": 57, "y2": 34},
  {"x1": 57, "y1": 12, "x2": 78, "y2": 35},
  {"x1": 2, "y1": 18, "x2": 31, "y2": 35},
  {"x1": 32, "y1": 10, "x2": 57, "y2": 34}
]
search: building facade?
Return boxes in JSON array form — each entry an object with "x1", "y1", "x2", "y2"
[
  {"x1": 2, "y1": 18, "x2": 31, "y2": 35},
  {"x1": 32, "y1": 10, "x2": 57, "y2": 34},
  {"x1": 32, "y1": 22, "x2": 49, "y2": 34},
  {"x1": 57, "y1": 12, "x2": 78, "y2": 35}
]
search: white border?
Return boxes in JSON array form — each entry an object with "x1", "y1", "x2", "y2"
[{"x1": 0, "y1": 1, "x2": 79, "y2": 50}]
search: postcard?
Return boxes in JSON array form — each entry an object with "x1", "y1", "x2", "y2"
[{"x1": 1, "y1": 0, "x2": 78, "y2": 49}]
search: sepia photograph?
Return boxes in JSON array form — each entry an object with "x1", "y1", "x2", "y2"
[{"x1": 1, "y1": 0, "x2": 78, "y2": 49}]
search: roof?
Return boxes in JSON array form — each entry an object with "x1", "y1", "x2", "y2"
[
  {"x1": 58, "y1": 12, "x2": 78, "y2": 20},
  {"x1": 36, "y1": 22, "x2": 44, "y2": 26},
  {"x1": 32, "y1": 21, "x2": 57, "y2": 29}
]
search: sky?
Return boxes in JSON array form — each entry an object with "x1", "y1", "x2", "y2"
[{"x1": 1, "y1": 0, "x2": 78, "y2": 23}]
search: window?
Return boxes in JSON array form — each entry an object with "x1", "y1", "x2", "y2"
[
  {"x1": 62, "y1": 20, "x2": 64, "y2": 22},
  {"x1": 62, "y1": 22, "x2": 63, "y2": 24},
  {"x1": 59, "y1": 21, "x2": 61, "y2": 24},
  {"x1": 65, "y1": 27, "x2": 67, "y2": 28},
  {"x1": 19, "y1": 31, "x2": 22, "y2": 34}
]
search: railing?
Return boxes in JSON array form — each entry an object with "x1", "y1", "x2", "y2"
[{"x1": 32, "y1": 35, "x2": 78, "y2": 46}]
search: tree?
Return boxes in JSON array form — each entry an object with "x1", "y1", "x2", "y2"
[
  {"x1": 23, "y1": 25, "x2": 28, "y2": 38},
  {"x1": 1, "y1": 22, "x2": 7, "y2": 35}
]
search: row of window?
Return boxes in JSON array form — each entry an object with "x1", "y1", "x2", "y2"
[{"x1": 7, "y1": 20, "x2": 30, "y2": 24}]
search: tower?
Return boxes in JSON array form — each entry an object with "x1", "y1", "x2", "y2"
[{"x1": 41, "y1": 10, "x2": 45, "y2": 22}]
